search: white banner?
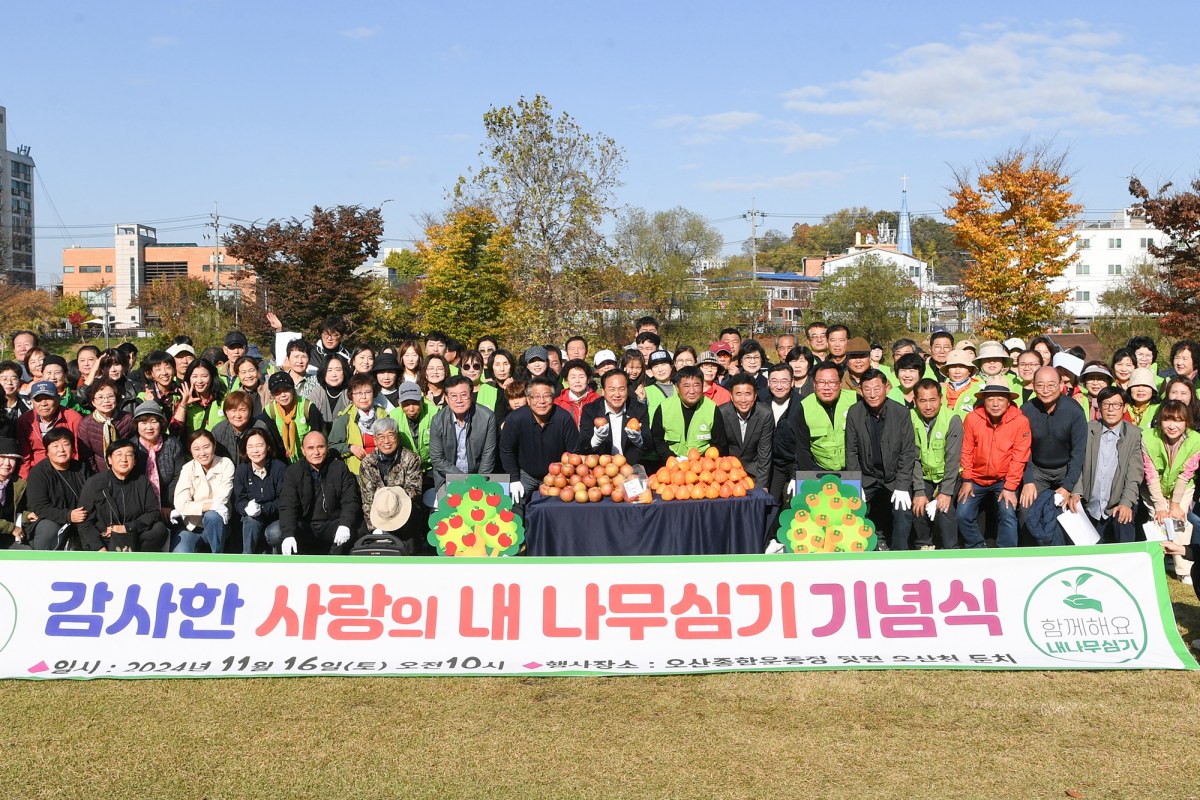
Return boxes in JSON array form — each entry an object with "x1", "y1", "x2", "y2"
[{"x1": 0, "y1": 543, "x2": 1194, "y2": 679}]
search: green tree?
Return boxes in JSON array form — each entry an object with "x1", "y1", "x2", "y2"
[
  {"x1": 1093, "y1": 259, "x2": 1165, "y2": 354},
  {"x1": 224, "y1": 205, "x2": 383, "y2": 339},
  {"x1": 453, "y1": 94, "x2": 625, "y2": 340},
  {"x1": 382, "y1": 248, "x2": 425, "y2": 283},
  {"x1": 415, "y1": 206, "x2": 522, "y2": 346},
  {"x1": 809, "y1": 254, "x2": 919, "y2": 346},
  {"x1": 133, "y1": 276, "x2": 236, "y2": 352},
  {"x1": 947, "y1": 144, "x2": 1081, "y2": 338},
  {"x1": 0, "y1": 285, "x2": 57, "y2": 357},
  {"x1": 1129, "y1": 175, "x2": 1200, "y2": 340}
]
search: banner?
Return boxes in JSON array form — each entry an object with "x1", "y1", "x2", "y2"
[{"x1": 0, "y1": 542, "x2": 1194, "y2": 679}]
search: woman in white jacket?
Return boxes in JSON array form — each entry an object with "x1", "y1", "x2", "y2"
[{"x1": 172, "y1": 429, "x2": 235, "y2": 553}]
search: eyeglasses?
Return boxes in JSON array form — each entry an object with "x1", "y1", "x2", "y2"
[
  {"x1": 374, "y1": 432, "x2": 398, "y2": 442},
  {"x1": 814, "y1": 380, "x2": 839, "y2": 387},
  {"x1": 351, "y1": 389, "x2": 375, "y2": 398},
  {"x1": 529, "y1": 393, "x2": 554, "y2": 401},
  {"x1": 1101, "y1": 402, "x2": 1126, "y2": 411}
]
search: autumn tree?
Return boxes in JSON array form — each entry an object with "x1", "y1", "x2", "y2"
[
  {"x1": 1093, "y1": 259, "x2": 1164, "y2": 355},
  {"x1": 224, "y1": 205, "x2": 384, "y2": 339},
  {"x1": 453, "y1": 95, "x2": 625, "y2": 340},
  {"x1": 0, "y1": 284, "x2": 56, "y2": 357},
  {"x1": 53, "y1": 295, "x2": 91, "y2": 340},
  {"x1": 1129, "y1": 175, "x2": 1200, "y2": 340},
  {"x1": 133, "y1": 276, "x2": 236, "y2": 351},
  {"x1": 946, "y1": 145, "x2": 1081, "y2": 338},
  {"x1": 415, "y1": 206, "x2": 526, "y2": 346},
  {"x1": 809, "y1": 254, "x2": 919, "y2": 346}
]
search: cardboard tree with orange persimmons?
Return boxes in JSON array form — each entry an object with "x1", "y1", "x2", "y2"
[{"x1": 775, "y1": 475, "x2": 877, "y2": 553}]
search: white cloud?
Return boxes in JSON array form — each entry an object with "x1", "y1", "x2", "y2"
[
  {"x1": 340, "y1": 26, "x2": 381, "y2": 39},
  {"x1": 761, "y1": 123, "x2": 836, "y2": 152},
  {"x1": 654, "y1": 110, "x2": 762, "y2": 133},
  {"x1": 781, "y1": 21, "x2": 1200, "y2": 136},
  {"x1": 700, "y1": 170, "x2": 844, "y2": 193}
]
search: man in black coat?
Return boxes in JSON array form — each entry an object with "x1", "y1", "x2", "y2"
[
  {"x1": 24, "y1": 427, "x2": 89, "y2": 550},
  {"x1": 78, "y1": 440, "x2": 168, "y2": 551},
  {"x1": 845, "y1": 369, "x2": 917, "y2": 550},
  {"x1": 278, "y1": 430, "x2": 360, "y2": 555},
  {"x1": 576, "y1": 369, "x2": 652, "y2": 465},
  {"x1": 717, "y1": 373, "x2": 774, "y2": 488}
]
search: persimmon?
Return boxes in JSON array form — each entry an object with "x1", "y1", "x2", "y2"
[
  {"x1": 625, "y1": 417, "x2": 641, "y2": 431},
  {"x1": 685, "y1": 471, "x2": 699, "y2": 485},
  {"x1": 704, "y1": 446, "x2": 719, "y2": 460},
  {"x1": 690, "y1": 484, "x2": 705, "y2": 500},
  {"x1": 714, "y1": 469, "x2": 729, "y2": 484},
  {"x1": 718, "y1": 483, "x2": 733, "y2": 499},
  {"x1": 687, "y1": 448, "x2": 701, "y2": 461},
  {"x1": 638, "y1": 490, "x2": 652, "y2": 503},
  {"x1": 656, "y1": 467, "x2": 671, "y2": 484},
  {"x1": 718, "y1": 456, "x2": 733, "y2": 472},
  {"x1": 689, "y1": 459, "x2": 703, "y2": 475},
  {"x1": 704, "y1": 483, "x2": 720, "y2": 499},
  {"x1": 732, "y1": 483, "x2": 747, "y2": 497},
  {"x1": 699, "y1": 470, "x2": 714, "y2": 484},
  {"x1": 659, "y1": 485, "x2": 674, "y2": 501},
  {"x1": 672, "y1": 470, "x2": 686, "y2": 486},
  {"x1": 666, "y1": 456, "x2": 678, "y2": 470},
  {"x1": 744, "y1": 477, "x2": 755, "y2": 490}
]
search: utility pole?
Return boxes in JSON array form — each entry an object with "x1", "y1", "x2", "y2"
[
  {"x1": 210, "y1": 202, "x2": 222, "y2": 312},
  {"x1": 743, "y1": 199, "x2": 766, "y2": 332},
  {"x1": 102, "y1": 281, "x2": 111, "y2": 350}
]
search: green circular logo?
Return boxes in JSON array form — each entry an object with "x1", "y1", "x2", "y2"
[
  {"x1": 1023, "y1": 567, "x2": 1147, "y2": 664},
  {"x1": 0, "y1": 582, "x2": 16, "y2": 656}
]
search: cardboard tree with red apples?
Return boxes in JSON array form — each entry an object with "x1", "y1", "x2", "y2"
[{"x1": 427, "y1": 475, "x2": 524, "y2": 557}]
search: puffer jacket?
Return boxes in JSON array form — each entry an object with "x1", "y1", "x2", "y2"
[{"x1": 960, "y1": 404, "x2": 1031, "y2": 490}]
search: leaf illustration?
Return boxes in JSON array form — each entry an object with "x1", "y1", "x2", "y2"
[
  {"x1": 1075, "y1": 573, "x2": 1092, "y2": 588},
  {"x1": 1061, "y1": 580, "x2": 1071, "y2": 587},
  {"x1": 1063, "y1": 594, "x2": 1103, "y2": 612}
]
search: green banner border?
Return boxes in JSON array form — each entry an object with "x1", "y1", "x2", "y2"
[{"x1": 1, "y1": 542, "x2": 1195, "y2": 676}]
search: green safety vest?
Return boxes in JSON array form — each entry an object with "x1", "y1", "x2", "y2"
[
  {"x1": 911, "y1": 406, "x2": 955, "y2": 484},
  {"x1": 265, "y1": 396, "x2": 316, "y2": 463},
  {"x1": 956, "y1": 372, "x2": 1020, "y2": 414},
  {"x1": 801, "y1": 391, "x2": 856, "y2": 470},
  {"x1": 1143, "y1": 428, "x2": 1200, "y2": 498},
  {"x1": 645, "y1": 383, "x2": 673, "y2": 420},
  {"x1": 659, "y1": 395, "x2": 717, "y2": 457},
  {"x1": 389, "y1": 399, "x2": 435, "y2": 472},
  {"x1": 184, "y1": 399, "x2": 225, "y2": 434},
  {"x1": 337, "y1": 404, "x2": 389, "y2": 476},
  {"x1": 474, "y1": 382, "x2": 499, "y2": 412}
]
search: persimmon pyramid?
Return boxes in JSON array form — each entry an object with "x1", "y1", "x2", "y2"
[{"x1": 647, "y1": 447, "x2": 756, "y2": 501}]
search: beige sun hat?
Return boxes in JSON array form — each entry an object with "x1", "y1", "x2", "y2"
[
  {"x1": 974, "y1": 340, "x2": 1013, "y2": 367},
  {"x1": 943, "y1": 349, "x2": 978, "y2": 373},
  {"x1": 369, "y1": 486, "x2": 413, "y2": 532}
]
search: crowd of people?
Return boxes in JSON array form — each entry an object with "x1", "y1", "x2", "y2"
[{"x1": 0, "y1": 316, "x2": 1197, "y2": 595}]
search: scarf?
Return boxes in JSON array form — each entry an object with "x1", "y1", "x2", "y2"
[
  {"x1": 357, "y1": 407, "x2": 378, "y2": 436},
  {"x1": 142, "y1": 438, "x2": 162, "y2": 500},
  {"x1": 92, "y1": 410, "x2": 118, "y2": 451},
  {"x1": 276, "y1": 402, "x2": 299, "y2": 461}
]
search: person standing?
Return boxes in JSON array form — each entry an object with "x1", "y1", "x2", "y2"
[
  {"x1": 845, "y1": 369, "x2": 918, "y2": 550},
  {"x1": 909, "y1": 379, "x2": 963, "y2": 550},
  {"x1": 1073, "y1": 386, "x2": 1143, "y2": 544},
  {"x1": 1019, "y1": 366, "x2": 1089, "y2": 546},
  {"x1": 792, "y1": 362, "x2": 857, "y2": 471},
  {"x1": 718, "y1": 373, "x2": 774, "y2": 488},
  {"x1": 957, "y1": 383, "x2": 1032, "y2": 549}
]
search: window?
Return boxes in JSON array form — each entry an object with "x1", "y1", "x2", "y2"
[
  {"x1": 1076, "y1": 264, "x2": 1090, "y2": 275},
  {"x1": 1140, "y1": 238, "x2": 1155, "y2": 249},
  {"x1": 79, "y1": 266, "x2": 101, "y2": 273},
  {"x1": 1077, "y1": 239, "x2": 1090, "y2": 249},
  {"x1": 202, "y1": 264, "x2": 211, "y2": 272},
  {"x1": 105, "y1": 266, "x2": 112, "y2": 272},
  {"x1": 1108, "y1": 264, "x2": 1122, "y2": 275},
  {"x1": 63, "y1": 266, "x2": 74, "y2": 273},
  {"x1": 1108, "y1": 238, "x2": 1122, "y2": 249},
  {"x1": 1075, "y1": 290, "x2": 1090, "y2": 302}
]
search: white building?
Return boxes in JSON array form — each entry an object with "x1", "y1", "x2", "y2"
[
  {"x1": 0, "y1": 106, "x2": 36, "y2": 287},
  {"x1": 1056, "y1": 208, "x2": 1167, "y2": 322}
]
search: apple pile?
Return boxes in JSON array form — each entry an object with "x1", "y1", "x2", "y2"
[
  {"x1": 538, "y1": 451, "x2": 647, "y2": 503},
  {"x1": 648, "y1": 447, "x2": 755, "y2": 501}
]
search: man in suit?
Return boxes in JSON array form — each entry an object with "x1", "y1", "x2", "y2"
[
  {"x1": 578, "y1": 369, "x2": 652, "y2": 465},
  {"x1": 428, "y1": 375, "x2": 498, "y2": 493},
  {"x1": 764, "y1": 363, "x2": 801, "y2": 505},
  {"x1": 718, "y1": 373, "x2": 774, "y2": 488},
  {"x1": 1072, "y1": 385, "x2": 1144, "y2": 543},
  {"x1": 846, "y1": 369, "x2": 918, "y2": 550}
]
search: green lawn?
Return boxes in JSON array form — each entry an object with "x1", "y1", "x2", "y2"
[{"x1": 2, "y1": 583, "x2": 1196, "y2": 800}]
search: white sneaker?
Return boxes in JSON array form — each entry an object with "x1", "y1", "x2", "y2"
[{"x1": 1182, "y1": 575, "x2": 1194, "y2": 586}]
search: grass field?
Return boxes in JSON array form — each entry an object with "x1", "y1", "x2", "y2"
[{"x1": 3, "y1": 582, "x2": 1197, "y2": 800}]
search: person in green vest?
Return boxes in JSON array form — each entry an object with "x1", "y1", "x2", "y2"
[
  {"x1": 972, "y1": 341, "x2": 1021, "y2": 395},
  {"x1": 909, "y1": 378, "x2": 963, "y2": 550},
  {"x1": 1141, "y1": 399, "x2": 1200, "y2": 584},
  {"x1": 39, "y1": 355, "x2": 87, "y2": 415},
  {"x1": 887, "y1": 353, "x2": 926, "y2": 408},
  {"x1": 643, "y1": 349, "x2": 676, "y2": 422},
  {"x1": 650, "y1": 366, "x2": 728, "y2": 463},
  {"x1": 263, "y1": 373, "x2": 326, "y2": 464},
  {"x1": 390, "y1": 381, "x2": 435, "y2": 473},
  {"x1": 371, "y1": 351, "x2": 405, "y2": 412},
  {"x1": 178, "y1": 358, "x2": 227, "y2": 434},
  {"x1": 791, "y1": 361, "x2": 857, "y2": 471},
  {"x1": 1126, "y1": 368, "x2": 1161, "y2": 430},
  {"x1": 329, "y1": 374, "x2": 391, "y2": 476},
  {"x1": 458, "y1": 349, "x2": 501, "y2": 413},
  {"x1": 218, "y1": 331, "x2": 248, "y2": 389}
]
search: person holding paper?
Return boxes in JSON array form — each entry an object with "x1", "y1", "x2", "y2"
[
  {"x1": 1019, "y1": 366, "x2": 1088, "y2": 546},
  {"x1": 909, "y1": 378, "x2": 963, "y2": 550},
  {"x1": 1073, "y1": 386, "x2": 1144, "y2": 544},
  {"x1": 1140, "y1": 400, "x2": 1200, "y2": 585}
]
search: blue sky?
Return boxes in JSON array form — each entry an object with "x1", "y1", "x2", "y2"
[{"x1": 6, "y1": 1, "x2": 1200, "y2": 285}]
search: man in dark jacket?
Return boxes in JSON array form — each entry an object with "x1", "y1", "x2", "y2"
[
  {"x1": 78, "y1": 440, "x2": 168, "y2": 551},
  {"x1": 765, "y1": 364, "x2": 802, "y2": 505},
  {"x1": 0, "y1": 437, "x2": 27, "y2": 547},
  {"x1": 577, "y1": 369, "x2": 652, "y2": 465},
  {"x1": 278, "y1": 431, "x2": 360, "y2": 555},
  {"x1": 1020, "y1": 366, "x2": 1088, "y2": 545},
  {"x1": 429, "y1": 376, "x2": 497, "y2": 492},
  {"x1": 24, "y1": 427, "x2": 89, "y2": 550},
  {"x1": 499, "y1": 377, "x2": 579, "y2": 513},
  {"x1": 718, "y1": 373, "x2": 774, "y2": 488},
  {"x1": 845, "y1": 369, "x2": 917, "y2": 550}
]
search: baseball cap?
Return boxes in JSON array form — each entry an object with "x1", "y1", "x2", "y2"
[
  {"x1": 708, "y1": 341, "x2": 732, "y2": 356},
  {"x1": 523, "y1": 346, "x2": 548, "y2": 364},
  {"x1": 267, "y1": 372, "x2": 295, "y2": 394},
  {"x1": 29, "y1": 381, "x2": 57, "y2": 399},
  {"x1": 397, "y1": 381, "x2": 423, "y2": 404},
  {"x1": 224, "y1": 331, "x2": 248, "y2": 348},
  {"x1": 593, "y1": 349, "x2": 619, "y2": 368},
  {"x1": 647, "y1": 349, "x2": 673, "y2": 367},
  {"x1": 166, "y1": 343, "x2": 195, "y2": 358}
]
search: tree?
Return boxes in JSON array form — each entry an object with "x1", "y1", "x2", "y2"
[
  {"x1": 53, "y1": 295, "x2": 91, "y2": 340},
  {"x1": 453, "y1": 94, "x2": 625, "y2": 340},
  {"x1": 382, "y1": 248, "x2": 425, "y2": 283},
  {"x1": 224, "y1": 205, "x2": 384, "y2": 339},
  {"x1": 791, "y1": 207, "x2": 894, "y2": 256},
  {"x1": 133, "y1": 276, "x2": 236, "y2": 351},
  {"x1": 0, "y1": 285, "x2": 56, "y2": 357},
  {"x1": 946, "y1": 144, "x2": 1081, "y2": 338},
  {"x1": 809, "y1": 254, "x2": 919, "y2": 346},
  {"x1": 416, "y1": 206, "x2": 525, "y2": 347},
  {"x1": 1129, "y1": 175, "x2": 1200, "y2": 340},
  {"x1": 1093, "y1": 259, "x2": 1164, "y2": 355}
]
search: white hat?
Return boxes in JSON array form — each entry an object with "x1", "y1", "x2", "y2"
[
  {"x1": 166, "y1": 343, "x2": 196, "y2": 358},
  {"x1": 1003, "y1": 337, "x2": 1027, "y2": 353},
  {"x1": 593, "y1": 349, "x2": 618, "y2": 368},
  {"x1": 1052, "y1": 351, "x2": 1084, "y2": 378},
  {"x1": 369, "y1": 486, "x2": 413, "y2": 532}
]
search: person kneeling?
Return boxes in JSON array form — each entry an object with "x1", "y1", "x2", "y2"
[
  {"x1": 278, "y1": 431, "x2": 360, "y2": 555},
  {"x1": 172, "y1": 430, "x2": 235, "y2": 553}
]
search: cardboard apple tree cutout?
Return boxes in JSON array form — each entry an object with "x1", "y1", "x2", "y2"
[
  {"x1": 775, "y1": 475, "x2": 877, "y2": 553},
  {"x1": 428, "y1": 476, "x2": 524, "y2": 557}
]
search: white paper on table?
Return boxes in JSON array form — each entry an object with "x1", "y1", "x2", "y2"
[
  {"x1": 1142, "y1": 521, "x2": 1172, "y2": 542},
  {"x1": 1057, "y1": 506, "x2": 1100, "y2": 545}
]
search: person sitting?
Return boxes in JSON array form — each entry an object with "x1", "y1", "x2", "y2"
[
  {"x1": 578, "y1": 368, "x2": 652, "y2": 465},
  {"x1": 429, "y1": 376, "x2": 497, "y2": 493},
  {"x1": 359, "y1": 417, "x2": 424, "y2": 553},
  {"x1": 329, "y1": 373, "x2": 389, "y2": 475},
  {"x1": 262, "y1": 373, "x2": 325, "y2": 464},
  {"x1": 75, "y1": 378, "x2": 133, "y2": 474},
  {"x1": 0, "y1": 438, "x2": 25, "y2": 548},
  {"x1": 16, "y1": 381, "x2": 84, "y2": 480},
  {"x1": 650, "y1": 366, "x2": 728, "y2": 463},
  {"x1": 172, "y1": 430, "x2": 235, "y2": 553},
  {"x1": 23, "y1": 427, "x2": 88, "y2": 550},
  {"x1": 77, "y1": 439, "x2": 168, "y2": 552},
  {"x1": 499, "y1": 377, "x2": 579, "y2": 512},
  {"x1": 1019, "y1": 366, "x2": 1088, "y2": 546},
  {"x1": 278, "y1": 430, "x2": 360, "y2": 555},
  {"x1": 212, "y1": 390, "x2": 277, "y2": 464},
  {"x1": 232, "y1": 428, "x2": 288, "y2": 554},
  {"x1": 1141, "y1": 400, "x2": 1200, "y2": 584},
  {"x1": 957, "y1": 382, "x2": 1031, "y2": 549},
  {"x1": 718, "y1": 373, "x2": 773, "y2": 488}
]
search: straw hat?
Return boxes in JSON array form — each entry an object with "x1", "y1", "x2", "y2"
[
  {"x1": 943, "y1": 349, "x2": 978, "y2": 373},
  {"x1": 369, "y1": 486, "x2": 413, "y2": 532},
  {"x1": 973, "y1": 340, "x2": 1012, "y2": 367}
]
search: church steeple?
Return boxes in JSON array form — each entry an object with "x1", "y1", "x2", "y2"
[{"x1": 897, "y1": 175, "x2": 912, "y2": 256}]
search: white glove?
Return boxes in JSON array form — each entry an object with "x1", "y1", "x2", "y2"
[
  {"x1": 926, "y1": 501, "x2": 937, "y2": 521},
  {"x1": 509, "y1": 481, "x2": 526, "y2": 503},
  {"x1": 333, "y1": 525, "x2": 351, "y2": 546},
  {"x1": 281, "y1": 536, "x2": 298, "y2": 555},
  {"x1": 169, "y1": 509, "x2": 183, "y2": 523},
  {"x1": 1052, "y1": 492, "x2": 1065, "y2": 507},
  {"x1": 245, "y1": 499, "x2": 261, "y2": 518},
  {"x1": 765, "y1": 540, "x2": 786, "y2": 554},
  {"x1": 786, "y1": 479, "x2": 797, "y2": 498},
  {"x1": 210, "y1": 502, "x2": 229, "y2": 524},
  {"x1": 591, "y1": 424, "x2": 610, "y2": 447},
  {"x1": 891, "y1": 490, "x2": 912, "y2": 511},
  {"x1": 626, "y1": 428, "x2": 643, "y2": 447},
  {"x1": 372, "y1": 528, "x2": 384, "y2": 537}
]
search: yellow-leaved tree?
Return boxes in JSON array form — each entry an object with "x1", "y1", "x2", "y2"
[{"x1": 946, "y1": 145, "x2": 1081, "y2": 337}]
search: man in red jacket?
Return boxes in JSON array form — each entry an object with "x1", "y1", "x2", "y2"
[
  {"x1": 16, "y1": 381, "x2": 83, "y2": 480},
  {"x1": 956, "y1": 382, "x2": 1031, "y2": 548}
]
